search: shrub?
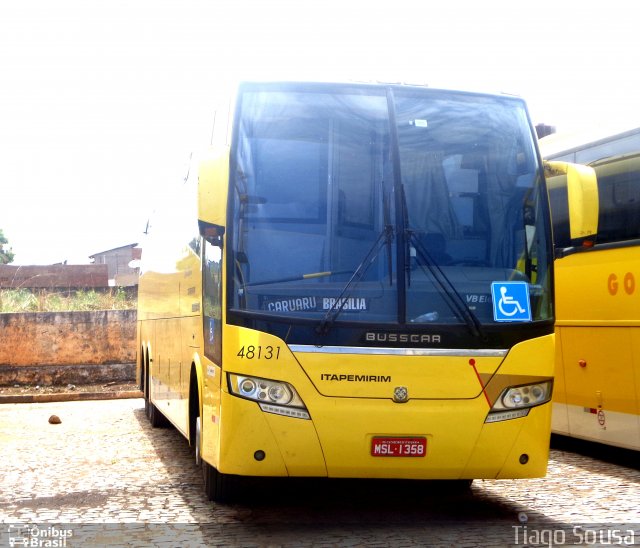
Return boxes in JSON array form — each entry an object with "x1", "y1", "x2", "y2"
[{"x1": 0, "y1": 288, "x2": 137, "y2": 312}]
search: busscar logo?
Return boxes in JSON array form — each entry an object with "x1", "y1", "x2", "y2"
[{"x1": 365, "y1": 332, "x2": 441, "y2": 344}]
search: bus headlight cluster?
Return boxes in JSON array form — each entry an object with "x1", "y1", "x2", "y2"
[
  {"x1": 228, "y1": 374, "x2": 310, "y2": 419},
  {"x1": 485, "y1": 380, "x2": 552, "y2": 423},
  {"x1": 502, "y1": 384, "x2": 548, "y2": 408}
]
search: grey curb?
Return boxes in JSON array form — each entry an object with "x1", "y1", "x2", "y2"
[{"x1": 0, "y1": 390, "x2": 143, "y2": 404}]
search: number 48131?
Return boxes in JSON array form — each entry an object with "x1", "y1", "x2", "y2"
[{"x1": 237, "y1": 345, "x2": 281, "y2": 360}]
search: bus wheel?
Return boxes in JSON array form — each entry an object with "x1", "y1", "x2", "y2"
[
  {"x1": 147, "y1": 400, "x2": 168, "y2": 428},
  {"x1": 194, "y1": 416, "x2": 202, "y2": 466},
  {"x1": 203, "y1": 460, "x2": 232, "y2": 503},
  {"x1": 143, "y1": 358, "x2": 150, "y2": 417}
]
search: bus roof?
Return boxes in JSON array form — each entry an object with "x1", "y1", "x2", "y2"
[
  {"x1": 234, "y1": 79, "x2": 523, "y2": 100},
  {"x1": 539, "y1": 125, "x2": 640, "y2": 159}
]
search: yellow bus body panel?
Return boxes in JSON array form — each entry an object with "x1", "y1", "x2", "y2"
[
  {"x1": 544, "y1": 161, "x2": 598, "y2": 240},
  {"x1": 206, "y1": 325, "x2": 554, "y2": 479},
  {"x1": 201, "y1": 358, "x2": 222, "y2": 465},
  {"x1": 295, "y1": 352, "x2": 502, "y2": 399},
  {"x1": 554, "y1": 246, "x2": 640, "y2": 449},
  {"x1": 198, "y1": 146, "x2": 230, "y2": 228}
]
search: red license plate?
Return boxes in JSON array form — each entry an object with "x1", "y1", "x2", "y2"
[{"x1": 371, "y1": 437, "x2": 427, "y2": 457}]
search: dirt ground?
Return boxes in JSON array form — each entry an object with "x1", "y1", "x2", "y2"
[{"x1": 0, "y1": 381, "x2": 140, "y2": 397}]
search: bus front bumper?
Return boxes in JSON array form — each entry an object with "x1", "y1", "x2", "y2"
[{"x1": 211, "y1": 392, "x2": 551, "y2": 480}]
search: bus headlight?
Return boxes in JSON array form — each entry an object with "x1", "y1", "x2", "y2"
[
  {"x1": 228, "y1": 374, "x2": 310, "y2": 420},
  {"x1": 485, "y1": 380, "x2": 552, "y2": 423}
]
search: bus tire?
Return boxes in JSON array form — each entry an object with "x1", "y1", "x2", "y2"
[
  {"x1": 138, "y1": 346, "x2": 146, "y2": 393},
  {"x1": 189, "y1": 369, "x2": 200, "y2": 459},
  {"x1": 194, "y1": 416, "x2": 202, "y2": 466},
  {"x1": 142, "y1": 348, "x2": 150, "y2": 416},
  {"x1": 147, "y1": 400, "x2": 168, "y2": 428},
  {"x1": 202, "y1": 460, "x2": 232, "y2": 503}
]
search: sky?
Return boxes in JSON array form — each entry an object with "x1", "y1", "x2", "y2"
[{"x1": 2, "y1": 0, "x2": 640, "y2": 265}]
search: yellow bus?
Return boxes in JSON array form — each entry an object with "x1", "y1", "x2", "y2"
[
  {"x1": 137, "y1": 81, "x2": 597, "y2": 501},
  {"x1": 542, "y1": 127, "x2": 640, "y2": 451}
]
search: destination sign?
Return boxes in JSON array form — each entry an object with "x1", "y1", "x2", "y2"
[{"x1": 260, "y1": 296, "x2": 369, "y2": 313}]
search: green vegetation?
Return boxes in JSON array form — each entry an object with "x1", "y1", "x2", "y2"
[
  {"x1": 0, "y1": 229, "x2": 14, "y2": 264},
  {"x1": 0, "y1": 287, "x2": 136, "y2": 312}
]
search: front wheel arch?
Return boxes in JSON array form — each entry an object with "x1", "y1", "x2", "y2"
[{"x1": 188, "y1": 361, "x2": 234, "y2": 503}]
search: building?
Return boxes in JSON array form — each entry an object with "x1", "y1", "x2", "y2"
[{"x1": 89, "y1": 243, "x2": 141, "y2": 287}]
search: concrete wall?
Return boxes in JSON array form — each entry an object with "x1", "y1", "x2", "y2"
[{"x1": 0, "y1": 310, "x2": 136, "y2": 385}]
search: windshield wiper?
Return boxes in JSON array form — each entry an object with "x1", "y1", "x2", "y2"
[
  {"x1": 245, "y1": 270, "x2": 350, "y2": 287},
  {"x1": 408, "y1": 231, "x2": 483, "y2": 339},
  {"x1": 397, "y1": 183, "x2": 482, "y2": 338},
  {"x1": 316, "y1": 223, "x2": 394, "y2": 335}
]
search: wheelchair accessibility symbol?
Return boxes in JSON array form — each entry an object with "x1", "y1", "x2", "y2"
[{"x1": 491, "y1": 282, "x2": 532, "y2": 322}]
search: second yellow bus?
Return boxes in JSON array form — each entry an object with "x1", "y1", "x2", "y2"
[{"x1": 542, "y1": 127, "x2": 640, "y2": 451}]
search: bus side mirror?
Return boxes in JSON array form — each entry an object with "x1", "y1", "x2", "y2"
[
  {"x1": 198, "y1": 220, "x2": 225, "y2": 247},
  {"x1": 198, "y1": 146, "x2": 230, "y2": 236},
  {"x1": 544, "y1": 160, "x2": 599, "y2": 240}
]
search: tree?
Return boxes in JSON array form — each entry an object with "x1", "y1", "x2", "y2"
[{"x1": 0, "y1": 229, "x2": 15, "y2": 264}]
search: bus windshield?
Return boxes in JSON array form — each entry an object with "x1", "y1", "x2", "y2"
[{"x1": 229, "y1": 83, "x2": 551, "y2": 332}]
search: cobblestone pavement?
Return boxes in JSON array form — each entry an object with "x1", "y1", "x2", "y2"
[{"x1": 0, "y1": 399, "x2": 638, "y2": 547}]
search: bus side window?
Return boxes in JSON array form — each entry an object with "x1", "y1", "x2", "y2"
[{"x1": 203, "y1": 241, "x2": 223, "y2": 364}]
